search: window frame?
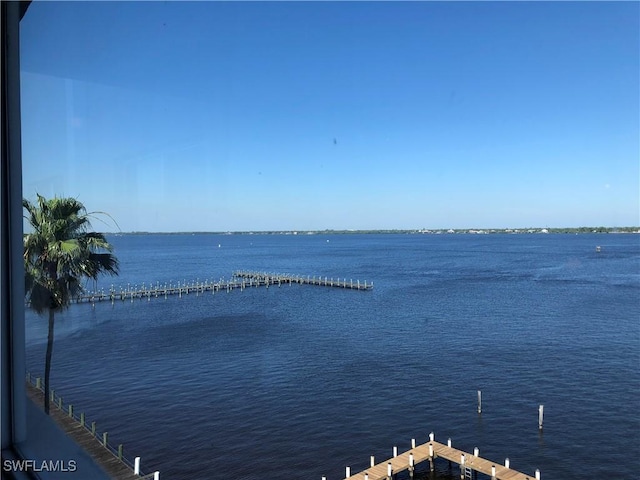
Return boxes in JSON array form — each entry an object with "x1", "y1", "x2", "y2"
[{"x1": 2, "y1": 4, "x2": 111, "y2": 479}]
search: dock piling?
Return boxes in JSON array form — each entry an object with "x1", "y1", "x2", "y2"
[
  {"x1": 409, "y1": 453, "x2": 415, "y2": 478},
  {"x1": 429, "y1": 443, "x2": 434, "y2": 471},
  {"x1": 134, "y1": 457, "x2": 140, "y2": 475},
  {"x1": 478, "y1": 390, "x2": 482, "y2": 413},
  {"x1": 539, "y1": 404, "x2": 544, "y2": 430}
]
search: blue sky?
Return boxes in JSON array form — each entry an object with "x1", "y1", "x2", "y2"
[{"x1": 20, "y1": 1, "x2": 639, "y2": 232}]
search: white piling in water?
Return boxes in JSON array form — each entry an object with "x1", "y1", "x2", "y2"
[
  {"x1": 535, "y1": 469, "x2": 541, "y2": 479},
  {"x1": 346, "y1": 466, "x2": 351, "y2": 478},
  {"x1": 478, "y1": 390, "x2": 482, "y2": 413},
  {"x1": 474, "y1": 447, "x2": 479, "y2": 457},
  {"x1": 539, "y1": 404, "x2": 544, "y2": 430},
  {"x1": 134, "y1": 457, "x2": 140, "y2": 475},
  {"x1": 370, "y1": 456, "x2": 375, "y2": 467},
  {"x1": 411, "y1": 438, "x2": 416, "y2": 448},
  {"x1": 505, "y1": 458, "x2": 510, "y2": 469},
  {"x1": 393, "y1": 446, "x2": 397, "y2": 457},
  {"x1": 491, "y1": 465, "x2": 496, "y2": 480}
]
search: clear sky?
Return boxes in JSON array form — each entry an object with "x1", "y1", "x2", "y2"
[{"x1": 20, "y1": 1, "x2": 639, "y2": 232}]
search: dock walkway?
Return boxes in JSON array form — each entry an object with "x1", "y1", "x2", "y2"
[
  {"x1": 233, "y1": 271, "x2": 373, "y2": 290},
  {"x1": 26, "y1": 377, "x2": 157, "y2": 479},
  {"x1": 343, "y1": 434, "x2": 540, "y2": 480},
  {"x1": 73, "y1": 271, "x2": 372, "y2": 304}
]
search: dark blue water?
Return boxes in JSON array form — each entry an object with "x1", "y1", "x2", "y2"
[{"x1": 25, "y1": 234, "x2": 640, "y2": 479}]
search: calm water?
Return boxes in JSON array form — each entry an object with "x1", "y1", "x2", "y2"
[{"x1": 25, "y1": 234, "x2": 640, "y2": 479}]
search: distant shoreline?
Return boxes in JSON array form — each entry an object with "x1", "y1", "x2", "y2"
[{"x1": 106, "y1": 227, "x2": 640, "y2": 236}]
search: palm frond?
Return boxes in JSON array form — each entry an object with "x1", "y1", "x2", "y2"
[{"x1": 23, "y1": 194, "x2": 120, "y2": 313}]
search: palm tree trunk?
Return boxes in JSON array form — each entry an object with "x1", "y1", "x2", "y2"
[{"x1": 44, "y1": 308, "x2": 55, "y2": 415}]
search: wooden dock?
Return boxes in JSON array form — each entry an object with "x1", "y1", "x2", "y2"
[
  {"x1": 233, "y1": 271, "x2": 373, "y2": 290},
  {"x1": 26, "y1": 375, "x2": 158, "y2": 479},
  {"x1": 72, "y1": 271, "x2": 372, "y2": 304},
  {"x1": 341, "y1": 434, "x2": 540, "y2": 480}
]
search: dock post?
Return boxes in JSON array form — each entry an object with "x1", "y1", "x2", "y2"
[
  {"x1": 429, "y1": 443, "x2": 434, "y2": 471},
  {"x1": 539, "y1": 404, "x2": 544, "y2": 430},
  {"x1": 387, "y1": 462, "x2": 393, "y2": 480},
  {"x1": 409, "y1": 453, "x2": 415, "y2": 478},
  {"x1": 36, "y1": 377, "x2": 41, "y2": 389},
  {"x1": 80, "y1": 412, "x2": 85, "y2": 427},
  {"x1": 370, "y1": 456, "x2": 375, "y2": 467},
  {"x1": 91, "y1": 421, "x2": 96, "y2": 436},
  {"x1": 102, "y1": 432, "x2": 108, "y2": 447},
  {"x1": 460, "y1": 454, "x2": 466, "y2": 480},
  {"x1": 474, "y1": 447, "x2": 479, "y2": 457},
  {"x1": 153, "y1": 472, "x2": 159, "y2": 480},
  {"x1": 429, "y1": 431, "x2": 434, "y2": 441},
  {"x1": 411, "y1": 438, "x2": 416, "y2": 448},
  {"x1": 447, "y1": 438, "x2": 452, "y2": 467},
  {"x1": 134, "y1": 457, "x2": 140, "y2": 475},
  {"x1": 478, "y1": 390, "x2": 482, "y2": 413},
  {"x1": 118, "y1": 444, "x2": 123, "y2": 460},
  {"x1": 68, "y1": 404, "x2": 73, "y2": 418},
  {"x1": 535, "y1": 469, "x2": 541, "y2": 480},
  {"x1": 393, "y1": 446, "x2": 397, "y2": 457},
  {"x1": 505, "y1": 458, "x2": 510, "y2": 469},
  {"x1": 365, "y1": 474, "x2": 369, "y2": 480},
  {"x1": 346, "y1": 466, "x2": 351, "y2": 478},
  {"x1": 491, "y1": 465, "x2": 496, "y2": 480}
]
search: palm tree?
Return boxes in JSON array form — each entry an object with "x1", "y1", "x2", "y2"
[{"x1": 23, "y1": 194, "x2": 119, "y2": 414}]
